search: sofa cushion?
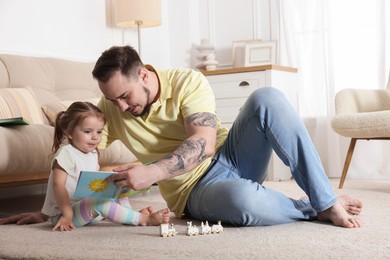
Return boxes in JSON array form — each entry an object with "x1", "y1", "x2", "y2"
[
  {"x1": 0, "y1": 58, "x2": 8, "y2": 87},
  {"x1": 0, "y1": 124, "x2": 54, "y2": 174},
  {"x1": 41, "y1": 98, "x2": 101, "y2": 126},
  {"x1": 41, "y1": 102, "x2": 68, "y2": 126},
  {"x1": 0, "y1": 87, "x2": 45, "y2": 124},
  {"x1": 60, "y1": 97, "x2": 101, "y2": 107},
  {"x1": 0, "y1": 54, "x2": 102, "y2": 105}
]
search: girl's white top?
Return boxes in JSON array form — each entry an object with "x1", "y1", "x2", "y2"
[{"x1": 42, "y1": 144, "x2": 99, "y2": 216}]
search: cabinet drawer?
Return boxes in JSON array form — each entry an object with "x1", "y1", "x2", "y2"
[
  {"x1": 207, "y1": 71, "x2": 266, "y2": 99},
  {"x1": 211, "y1": 79, "x2": 258, "y2": 99},
  {"x1": 216, "y1": 98, "x2": 247, "y2": 126}
]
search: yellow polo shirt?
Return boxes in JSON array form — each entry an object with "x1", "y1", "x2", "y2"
[{"x1": 98, "y1": 66, "x2": 228, "y2": 217}]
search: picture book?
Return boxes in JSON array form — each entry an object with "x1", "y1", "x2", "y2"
[
  {"x1": 0, "y1": 117, "x2": 29, "y2": 126},
  {"x1": 74, "y1": 171, "x2": 149, "y2": 199}
]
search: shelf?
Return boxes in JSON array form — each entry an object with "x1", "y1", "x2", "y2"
[{"x1": 200, "y1": 65, "x2": 298, "y2": 76}]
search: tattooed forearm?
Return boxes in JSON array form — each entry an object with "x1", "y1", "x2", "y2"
[
  {"x1": 159, "y1": 138, "x2": 208, "y2": 175},
  {"x1": 156, "y1": 113, "x2": 216, "y2": 176},
  {"x1": 186, "y1": 113, "x2": 217, "y2": 129}
]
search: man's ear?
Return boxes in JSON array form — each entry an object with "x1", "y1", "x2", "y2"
[{"x1": 139, "y1": 68, "x2": 149, "y2": 83}]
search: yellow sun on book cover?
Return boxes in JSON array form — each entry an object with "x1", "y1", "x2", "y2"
[{"x1": 88, "y1": 179, "x2": 108, "y2": 192}]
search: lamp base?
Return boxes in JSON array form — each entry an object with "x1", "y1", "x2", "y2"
[{"x1": 136, "y1": 20, "x2": 142, "y2": 57}]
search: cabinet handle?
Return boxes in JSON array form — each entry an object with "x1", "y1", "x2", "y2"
[{"x1": 239, "y1": 81, "x2": 250, "y2": 87}]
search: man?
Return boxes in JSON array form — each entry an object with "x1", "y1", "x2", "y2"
[{"x1": 0, "y1": 46, "x2": 362, "y2": 228}]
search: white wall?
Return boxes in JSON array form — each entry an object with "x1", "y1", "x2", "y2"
[
  {"x1": 0, "y1": 0, "x2": 171, "y2": 65},
  {"x1": 0, "y1": 0, "x2": 109, "y2": 61},
  {"x1": 0, "y1": 0, "x2": 272, "y2": 68}
]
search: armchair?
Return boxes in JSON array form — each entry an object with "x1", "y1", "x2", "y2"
[{"x1": 331, "y1": 73, "x2": 390, "y2": 188}]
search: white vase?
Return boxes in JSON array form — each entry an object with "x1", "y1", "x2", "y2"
[{"x1": 196, "y1": 39, "x2": 218, "y2": 70}]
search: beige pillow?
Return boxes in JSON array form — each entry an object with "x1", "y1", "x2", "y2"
[
  {"x1": 41, "y1": 98, "x2": 102, "y2": 126},
  {"x1": 41, "y1": 102, "x2": 67, "y2": 126},
  {"x1": 0, "y1": 87, "x2": 45, "y2": 124}
]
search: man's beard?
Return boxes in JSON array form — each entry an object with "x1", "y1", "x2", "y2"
[{"x1": 132, "y1": 86, "x2": 151, "y2": 117}]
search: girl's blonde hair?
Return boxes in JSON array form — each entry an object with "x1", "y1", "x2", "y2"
[{"x1": 52, "y1": 101, "x2": 106, "y2": 154}]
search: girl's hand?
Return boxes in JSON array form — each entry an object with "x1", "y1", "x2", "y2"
[{"x1": 52, "y1": 216, "x2": 75, "y2": 232}]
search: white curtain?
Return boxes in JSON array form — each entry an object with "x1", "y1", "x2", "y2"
[{"x1": 276, "y1": 0, "x2": 390, "y2": 179}]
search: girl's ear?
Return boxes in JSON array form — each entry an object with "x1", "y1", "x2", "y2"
[{"x1": 64, "y1": 129, "x2": 72, "y2": 140}]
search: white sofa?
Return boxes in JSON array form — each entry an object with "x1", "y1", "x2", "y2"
[{"x1": 0, "y1": 54, "x2": 137, "y2": 186}]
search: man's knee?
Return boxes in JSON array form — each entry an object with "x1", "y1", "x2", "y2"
[{"x1": 249, "y1": 87, "x2": 286, "y2": 107}]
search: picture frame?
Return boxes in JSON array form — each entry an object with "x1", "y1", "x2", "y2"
[{"x1": 232, "y1": 40, "x2": 277, "y2": 68}]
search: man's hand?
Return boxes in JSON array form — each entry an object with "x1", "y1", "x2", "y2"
[
  {"x1": 107, "y1": 164, "x2": 162, "y2": 190},
  {"x1": 0, "y1": 211, "x2": 48, "y2": 225}
]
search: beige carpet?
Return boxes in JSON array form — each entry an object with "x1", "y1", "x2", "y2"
[{"x1": 0, "y1": 179, "x2": 389, "y2": 260}]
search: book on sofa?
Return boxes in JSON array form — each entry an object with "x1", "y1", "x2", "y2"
[
  {"x1": 74, "y1": 171, "x2": 149, "y2": 199},
  {"x1": 0, "y1": 117, "x2": 29, "y2": 126}
]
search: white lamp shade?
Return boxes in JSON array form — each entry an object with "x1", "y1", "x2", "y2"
[{"x1": 115, "y1": 0, "x2": 162, "y2": 28}]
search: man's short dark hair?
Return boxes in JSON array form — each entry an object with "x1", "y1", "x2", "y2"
[{"x1": 92, "y1": 45, "x2": 144, "y2": 83}]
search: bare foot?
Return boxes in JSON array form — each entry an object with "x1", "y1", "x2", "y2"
[
  {"x1": 139, "y1": 208, "x2": 170, "y2": 226},
  {"x1": 300, "y1": 194, "x2": 363, "y2": 216},
  {"x1": 338, "y1": 195, "x2": 363, "y2": 215},
  {"x1": 139, "y1": 206, "x2": 154, "y2": 215},
  {"x1": 0, "y1": 212, "x2": 48, "y2": 225},
  {"x1": 317, "y1": 201, "x2": 362, "y2": 228}
]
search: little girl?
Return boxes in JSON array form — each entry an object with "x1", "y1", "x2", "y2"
[{"x1": 41, "y1": 101, "x2": 170, "y2": 232}]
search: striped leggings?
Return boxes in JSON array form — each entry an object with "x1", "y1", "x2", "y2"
[{"x1": 50, "y1": 197, "x2": 141, "y2": 227}]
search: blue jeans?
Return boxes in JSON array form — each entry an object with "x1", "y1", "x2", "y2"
[{"x1": 185, "y1": 87, "x2": 336, "y2": 226}]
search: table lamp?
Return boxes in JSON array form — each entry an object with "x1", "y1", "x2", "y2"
[{"x1": 114, "y1": 0, "x2": 162, "y2": 57}]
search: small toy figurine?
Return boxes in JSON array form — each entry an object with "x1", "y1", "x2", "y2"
[
  {"x1": 199, "y1": 221, "x2": 211, "y2": 235},
  {"x1": 186, "y1": 221, "x2": 199, "y2": 236},
  {"x1": 160, "y1": 223, "x2": 177, "y2": 237},
  {"x1": 211, "y1": 220, "x2": 223, "y2": 234}
]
